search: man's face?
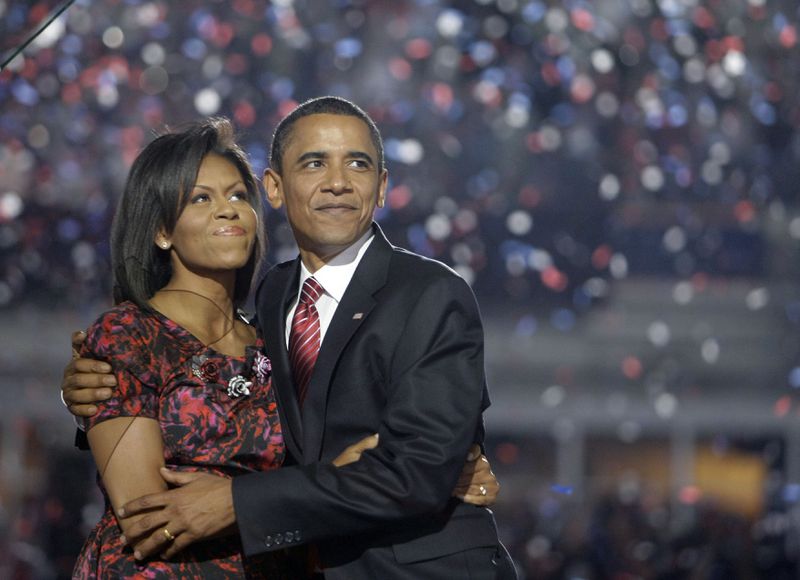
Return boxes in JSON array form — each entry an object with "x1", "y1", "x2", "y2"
[{"x1": 265, "y1": 113, "x2": 387, "y2": 271}]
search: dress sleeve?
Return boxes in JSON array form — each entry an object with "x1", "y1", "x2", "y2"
[{"x1": 81, "y1": 306, "x2": 159, "y2": 431}]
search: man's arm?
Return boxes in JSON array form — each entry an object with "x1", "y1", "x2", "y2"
[
  {"x1": 120, "y1": 440, "x2": 500, "y2": 559},
  {"x1": 63, "y1": 330, "x2": 116, "y2": 417},
  {"x1": 231, "y1": 273, "x2": 488, "y2": 554},
  {"x1": 118, "y1": 432, "x2": 381, "y2": 559}
]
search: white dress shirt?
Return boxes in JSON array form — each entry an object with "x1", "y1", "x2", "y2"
[{"x1": 284, "y1": 230, "x2": 375, "y2": 348}]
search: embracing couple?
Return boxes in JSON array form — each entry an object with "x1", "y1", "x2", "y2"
[{"x1": 62, "y1": 96, "x2": 517, "y2": 579}]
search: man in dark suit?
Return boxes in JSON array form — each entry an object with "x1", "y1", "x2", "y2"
[{"x1": 63, "y1": 96, "x2": 516, "y2": 578}]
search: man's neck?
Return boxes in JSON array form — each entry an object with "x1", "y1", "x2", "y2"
[
  {"x1": 298, "y1": 229, "x2": 374, "y2": 274},
  {"x1": 298, "y1": 247, "x2": 341, "y2": 274}
]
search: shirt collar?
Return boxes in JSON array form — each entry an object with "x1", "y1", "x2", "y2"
[{"x1": 298, "y1": 229, "x2": 374, "y2": 303}]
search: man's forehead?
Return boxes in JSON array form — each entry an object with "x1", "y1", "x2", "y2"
[{"x1": 286, "y1": 114, "x2": 374, "y2": 148}]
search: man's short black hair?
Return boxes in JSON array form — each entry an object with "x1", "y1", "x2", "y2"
[{"x1": 269, "y1": 96, "x2": 384, "y2": 175}]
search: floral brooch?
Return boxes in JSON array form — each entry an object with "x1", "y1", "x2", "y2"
[
  {"x1": 190, "y1": 351, "x2": 271, "y2": 399},
  {"x1": 253, "y1": 351, "x2": 272, "y2": 383},
  {"x1": 192, "y1": 357, "x2": 220, "y2": 384},
  {"x1": 226, "y1": 375, "x2": 252, "y2": 398}
]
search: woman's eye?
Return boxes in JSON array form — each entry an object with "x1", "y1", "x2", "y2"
[
  {"x1": 230, "y1": 191, "x2": 249, "y2": 202},
  {"x1": 191, "y1": 193, "x2": 210, "y2": 203}
]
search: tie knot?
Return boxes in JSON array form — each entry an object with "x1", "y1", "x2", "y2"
[{"x1": 300, "y1": 276, "x2": 324, "y2": 305}]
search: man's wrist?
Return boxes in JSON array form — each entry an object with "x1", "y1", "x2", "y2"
[{"x1": 61, "y1": 389, "x2": 87, "y2": 430}]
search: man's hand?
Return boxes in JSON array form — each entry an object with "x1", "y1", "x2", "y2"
[
  {"x1": 118, "y1": 468, "x2": 235, "y2": 560},
  {"x1": 62, "y1": 330, "x2": 116, "y2": 417},
  {"x1": 453, "y1": 445, "x2": 499, "y2": 506}
]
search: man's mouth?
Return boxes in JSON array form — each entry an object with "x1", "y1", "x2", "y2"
[{"x1": 315, "y1": 204, "x2": 357, "y2": 214}]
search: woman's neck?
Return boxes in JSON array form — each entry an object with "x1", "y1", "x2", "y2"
[{"x1": 150, "y1": 274, "x2": 247, "y2": 353}]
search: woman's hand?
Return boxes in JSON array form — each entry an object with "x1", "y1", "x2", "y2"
[
  {"x1": 453, "y1": 445, "x2": 500, "y2": 506},
  {"x1": 331, "y1": 437, "x2": 499, "y2": 506},
  {"x1": 332, "y1": 434, "x2": 379, "y2": 467}
]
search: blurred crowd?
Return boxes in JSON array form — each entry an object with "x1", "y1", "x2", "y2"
[
  {"x1": 2, "y1": 0, "x2": 799, "y2": 314},
  {"x1": 4, "y1": 431, "x2": 800, "y2": 580},
  {"x1": 495, "y1": 486, "x2": 800, "y2": 580}
]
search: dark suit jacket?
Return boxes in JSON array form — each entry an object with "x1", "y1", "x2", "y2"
[{"x1": 233, "y1": 224, "x2": 503, "y2": 578}]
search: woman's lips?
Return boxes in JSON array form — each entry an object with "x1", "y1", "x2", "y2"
[{"x1": 214, "y1": 226, "x2": 246, "y2": 236}]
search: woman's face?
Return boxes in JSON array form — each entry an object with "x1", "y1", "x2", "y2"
[{"x1": 160, "y1": 153, "x2": 258, "y2": 276}]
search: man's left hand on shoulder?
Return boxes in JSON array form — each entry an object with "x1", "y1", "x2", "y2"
[{"x1": 118, "y1": 468, "x2": 235, "y2": 560}]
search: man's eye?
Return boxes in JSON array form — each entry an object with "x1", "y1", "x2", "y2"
[
  {"x1": 348, "y1": 159, "x2": 369, "y2": 169},
  {"x1": 305, "y1": 160, "x2": 323, "y2": 168}
]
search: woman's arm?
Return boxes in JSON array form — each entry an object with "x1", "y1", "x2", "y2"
[
  {"x1": 87, "y1": 416, "x2": 167, "y2": 542},
  {"x1": 332, "y1": 435, "x2": 499, "y2": 505}
]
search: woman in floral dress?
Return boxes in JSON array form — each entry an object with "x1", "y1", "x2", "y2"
[{"x1": 72, "y1": 118, "x2": 304, "y2": 578}]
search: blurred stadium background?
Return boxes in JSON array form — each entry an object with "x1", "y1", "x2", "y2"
[{"x1": 2, "y1": 0, "x2": 800, "y2": 578}]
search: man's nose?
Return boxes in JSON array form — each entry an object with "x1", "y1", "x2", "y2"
[{"x1": 324, "y1": 165, "x2": 351, "y2": 194}]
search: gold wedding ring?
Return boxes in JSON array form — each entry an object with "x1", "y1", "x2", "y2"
[
  {"x1": 163, "y1": 527, "x2": 176, "y2": 542},
  {"x1": 479, "y1": 485, "x2": 487, "y2": 496}
]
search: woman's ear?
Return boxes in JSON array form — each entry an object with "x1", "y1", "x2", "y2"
[{"x1": 155, "y1": 231, "x2": 171, "y2": 250}]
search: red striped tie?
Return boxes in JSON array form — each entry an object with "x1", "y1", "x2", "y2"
[{"x1": 289, "y1": 276, "x2": 324, "y2": 407}]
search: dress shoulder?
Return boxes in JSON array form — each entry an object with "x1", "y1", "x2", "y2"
[{"x1": 81, "y1": 302, "x2": 166, "y2": 429}]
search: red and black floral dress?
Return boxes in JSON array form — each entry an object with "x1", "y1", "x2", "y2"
[{"x1": 73, "y1": 301, "x2": 293, "y2": 579}]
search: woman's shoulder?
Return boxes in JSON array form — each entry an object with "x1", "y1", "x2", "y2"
[
  {"x1": 87, "y1": 301, "x2": 154, "y2": 335},
  {"x1": 83, "y1": 301, "x2": 167, "y2": 357}
]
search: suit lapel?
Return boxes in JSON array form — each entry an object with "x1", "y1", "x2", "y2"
[
  {"x1": 302, "y1": 224, "x2": 392, "y2": 460},
  {"x1": 257, "y1": 260, "x2": 304, "y2": 460}
]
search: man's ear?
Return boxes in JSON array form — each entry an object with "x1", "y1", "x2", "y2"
[
  {"x1": 264, "y1": 169, "x2": 284, "y2": 209},
  {"x1": 376, "y1": 169, "x2": 388, "y2": 209}
]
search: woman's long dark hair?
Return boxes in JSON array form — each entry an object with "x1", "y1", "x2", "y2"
[{"x1": 110, "y1": 117, "x2": 265, "y2": 308}]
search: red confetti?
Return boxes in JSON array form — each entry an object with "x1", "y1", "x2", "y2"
[
  {"x1": 692, "y1": 6, "x2": 715, "y2": 29},
  {"x1": 61, "y1": 82, "x2": 82, "y2": 105},
  {"x1": 691, "y1": 272, "x2": 709, "y2": 292},
  {"x1": 225, "y1": 53, "x2": 248, "y2": 75},
  {"x1": 251, "y1": 34, "x2": 273, "y2": 56},
  {"x1": 733, "y1": 200, "x2": 755, "y2": 223},
  {"x1": 387, "y1": 185, "x2": 412, "y2": 210},
  {"x1": 277, "y1": 99, "x2": 299, "y2": 119},
  {"x1": 495, "y1": 442, "x2": 519, "y2": 465},
  {"x1": 592, "y1": 244, "x2": 612, "y2": 270},
  {"x1": 234, "y1": 101, "x2": 256, "y2": 127},
  {"x1": 541, "y1": 61, "x2": 561, "y2": 86},
  {"x1": 405, "y1": 38, "x2": 432, "y2": 60},
  {"x1": 780, "y1": 25, "x2": 797, "y2": 48},
  {"x1": 679, "y1": 485, "x2": 702, "y2": 504},
  {"x1": 541, "y1": 267, "x2": 568, "y2": 292},
  {"x1": 571, "y1": 8, "x2": 595, "y2": 32},
  {"x1": 430, "y1": 82, "x2": 454, "y2": 112},
  {"x1": 389, "y1": 58, "x2": 412, "y2": 80},
  {"x1": 774, "y1": 395, "x2": 791, "y2": 417},
  {"x1": 518, "y1": 185, "x2": 541, "y2": 208},
  {"x1": 622, "y1": 356, "x2": 643, "y2": 380},
  {"x1": 570, "y1": 76, "x2": 594, "y2": 103}
]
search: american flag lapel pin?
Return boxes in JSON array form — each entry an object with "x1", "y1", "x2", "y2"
[{"x1": 352, "y1": 312, "x2": 364, "y2": 320}]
